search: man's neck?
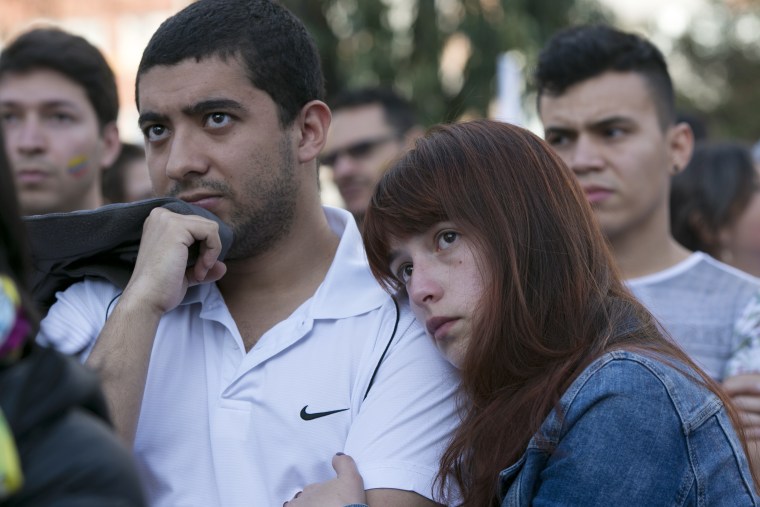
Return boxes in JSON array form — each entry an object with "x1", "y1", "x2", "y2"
[
  {"x1": 215, "y1": 203, "x2": 340, "y2": 350},
  {"x1": 80, "y1": 183, "x2": 105, "y2": 211},
  {"x1": 609, "y1": 230, "x2": 691, "y2": 280},
  {"x1": 219, "y1": 206, "x2": 339, "y2": 297}
]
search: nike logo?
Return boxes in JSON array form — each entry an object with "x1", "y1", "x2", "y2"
[{"x1": 300, "y1": 405, "x2": 349, "y2": 421}]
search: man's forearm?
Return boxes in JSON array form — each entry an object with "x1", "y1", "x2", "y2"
[{"x1": 86, "y1": 292, "x2": 163, "y2": 446}]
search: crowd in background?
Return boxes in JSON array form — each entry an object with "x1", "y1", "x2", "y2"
[{"x1": 1, "y1": 1, "x2": 760, "y2": 506}]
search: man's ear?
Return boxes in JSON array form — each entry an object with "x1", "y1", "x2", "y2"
[
  {"x1": 99, "y1": 121, "x2": 122, "y2": 168},
  {"x1": 295, "y1": 100, "x2": 331, "y2": 164},
  {"x1": 668, "y1": 121, "x2": 694, "y2": 175}
]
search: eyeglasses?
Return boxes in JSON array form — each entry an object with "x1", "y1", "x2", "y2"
[{"x1": 320, "y1": 135, "x2": 398, "y2": 167}]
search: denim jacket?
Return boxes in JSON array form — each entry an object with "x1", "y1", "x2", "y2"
[{"x1": 499, "y1": 350, "x2": 758, "y2": 506}]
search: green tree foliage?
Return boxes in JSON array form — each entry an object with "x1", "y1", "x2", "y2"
[
  {"x1": 670, "y1": 1, "x2": 760, "y2": 142},
  {"x1": 282, "y1": 0, "x2": 611, "y2": 125}
]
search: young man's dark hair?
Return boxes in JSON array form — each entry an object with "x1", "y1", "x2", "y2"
[
  {"x1": 0, "y1": 27, "x2": 118, "y2": 129},
  {"x1": 534, "y1": 24, "x2": 675, "y2": 129},
  {"x1": 136, "y1": 0, "x2": 324, "y2": 127},
  {"x1": 329, "y1": 87, "x2": 418, "y2": 139}
]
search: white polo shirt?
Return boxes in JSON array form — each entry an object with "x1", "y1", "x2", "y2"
[{"x1": 38, "y1": 206, "x2": 460, "y2": 506}]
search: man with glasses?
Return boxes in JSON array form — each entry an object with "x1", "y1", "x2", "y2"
[{"x1": 321, "y1": 87, "x2": 422, "y2": 227}]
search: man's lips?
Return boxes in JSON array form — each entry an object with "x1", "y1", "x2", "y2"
[
  {"x1": 337, "y1": 181, "x2": 367, "y2": 200},
  {"x1": 15, "y1": 169, "x2": 50, "y2": 184},
  {"x1": 426, "y1": 316, "x2": 458, "y2": 340},
  {"x1": 178, "y1": 193, "x2": 222, "y2": 210}
]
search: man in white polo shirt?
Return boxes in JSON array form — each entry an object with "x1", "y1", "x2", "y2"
[{"x1": 36, "y1": 1, "x2": 459, "y2": 506}]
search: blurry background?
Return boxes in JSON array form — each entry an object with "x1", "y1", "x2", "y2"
[{"x1": 2, "y1": 0, "x2": 759, "y2": 143}]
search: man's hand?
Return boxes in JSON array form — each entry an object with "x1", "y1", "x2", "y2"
[
  {"x1": 125, "y1": 207, "x2": 227, "y2": 314},
  {"x1": 285, "y1": 454, "x2": 366, "y2": 507}
]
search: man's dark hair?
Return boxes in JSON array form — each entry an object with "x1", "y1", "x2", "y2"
[
  {"x1": 136, "y1": 0, "x2": 324, "y2": 127},
  {"x1": 329, "y1": 87, "x2": 418, "y2": 138},
  {"x1": 0, "y1": 27, "x2": 118, "y2": 129},
  {"x1": 535, "y1": 24, "x2": 675, "y2": 129}
]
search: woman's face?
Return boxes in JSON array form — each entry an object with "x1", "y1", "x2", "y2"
[{"x1": 388, "y1": 222, "x2": 487, "y2": 368}]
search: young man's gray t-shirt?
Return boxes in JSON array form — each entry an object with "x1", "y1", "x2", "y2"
[{"x1": 627, "y1": 252, "x2": 760, "y2": 380}]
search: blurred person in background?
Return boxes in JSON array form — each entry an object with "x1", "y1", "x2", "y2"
[
  {"x1": 102, "y1": 142, "x2": 153, "y2": 203},
  {"x1": 535, "y1": 24, "x2": 760, "y2": 471},
  {"x1": 671, "y1": 141, "x2": 760, "y2": 278},
  {"x1": 0, "y1": 27, "x2": 121, "y2": 215},
  {"x1": 0, "y1": 126, "x2": 145, "y2": 506},
  {"x1": 321, "y1": 87, "x2": 423, "y2": 227}
]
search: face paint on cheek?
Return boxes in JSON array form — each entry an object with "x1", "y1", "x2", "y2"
[{"x1": 66, "y1": 155, "x2": 90, "y2": 178}]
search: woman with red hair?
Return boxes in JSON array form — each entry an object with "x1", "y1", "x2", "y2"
[{"x1": 287, "y1": 120, "x2": 758, "y2": 507}]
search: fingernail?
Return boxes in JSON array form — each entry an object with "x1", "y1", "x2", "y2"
[{"x1": 336, "y1": 452, "x2": 345, "y2": 456}]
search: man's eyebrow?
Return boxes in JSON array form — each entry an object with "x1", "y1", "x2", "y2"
[
  {"x1": 137, "y1": 111, "x2": 168, "y2": 127},
  {"x1": 544, "y1": 125, "x2": 575, "y2": 133},
  {"x1": 544, "y1": 116, "x2": 635, "y2": 136},
  {"x1": 182, "y1": 99, "x2": 246, "y2": 116},
  {"x1": 587, "y1": 116, "x2": 634, "y2": 129},
  {"x1": 544, "y1": 126, "x2": 575, "y2": 136},
  {"x1": 138, "y1": 99, "x2": 246, "y2": 127},
  {"x1": 0, "y1": 99, "x2": 78, "y2": 109}
]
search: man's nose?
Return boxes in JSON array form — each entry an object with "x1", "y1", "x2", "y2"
[
  {"x1": 164, "y1": 128, "x2": 210, "y2": 181},
  {"x1": 569, "y1": 135, "x2": 604, "y2": 174},
  {"x1": 15, "y1": 117, "x2": 46, "y2": 155},
  {"x1": 331, "y1": 153, "x2": 359, "y2": 180}
]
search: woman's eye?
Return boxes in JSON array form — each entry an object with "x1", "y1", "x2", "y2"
[
  {"x1": 396, "y1": 263, "x2": 413, "y2": 285},
  {"x1": 437, "y1": 231, "x2": 459, "y2": 250}
]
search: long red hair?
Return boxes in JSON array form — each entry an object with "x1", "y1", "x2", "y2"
[{"x1": 362, "y1": 120, "x2": 756, "y2": 506}]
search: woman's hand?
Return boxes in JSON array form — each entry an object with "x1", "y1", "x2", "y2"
[{"x1": 284, "y1": 453, "x2": 367, "y2": 507}]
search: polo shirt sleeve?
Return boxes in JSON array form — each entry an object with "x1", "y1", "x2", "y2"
[
  {"x1": 342, "y1": 306, "x2": 460, "y2": 502},
  {"x1": 36, "y1": 279, "x2": 120, "y2": 359}
]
